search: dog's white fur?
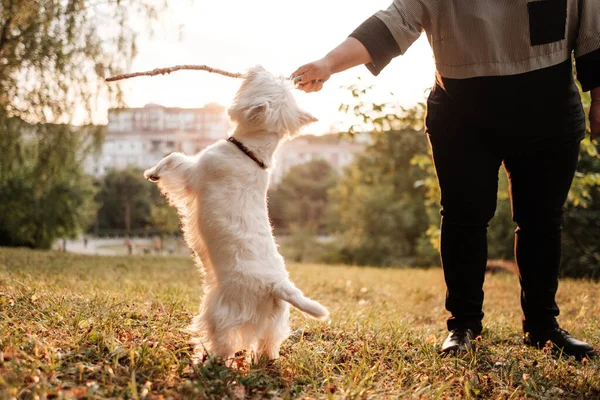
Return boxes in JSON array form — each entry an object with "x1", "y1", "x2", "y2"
[{"x1": 143, "y1": 65, "x2": 329, "y2": 362}]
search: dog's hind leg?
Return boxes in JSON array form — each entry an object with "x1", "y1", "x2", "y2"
[
  {"x1": 192, "y1": 285, "x2": 248, "y2": 364},
  {"x1": 255, "y1": 299, "x2": 290, "y2": 360},
  {"x1": 190, "y1": 312, "x2": 237, "y2": 363},
  {"x1": 206, "y1": 325, "x2": 236, "y2": 362}
]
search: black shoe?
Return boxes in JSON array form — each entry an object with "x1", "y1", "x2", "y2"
[
  {"x1": 524, "y1": 327, "x2": 596, "y2": 359},
  {"x1": 441, "y1": 328, "x2": 476, "y2": 354}
]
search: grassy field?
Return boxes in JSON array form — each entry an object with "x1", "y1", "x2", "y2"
[{"x1": 1, "y1": 248, "x2": 599, "y2": 399}]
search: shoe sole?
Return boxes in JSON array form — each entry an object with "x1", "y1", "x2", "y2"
[{"x1": 524, "y1": 340, "x2": 596, "y2": 360}]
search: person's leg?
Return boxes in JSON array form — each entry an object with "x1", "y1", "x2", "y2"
[
  {"x1": 503, "y1": 139, "x2": 580, "y2": 330},
  {"x1": 504, "y1": 138, "x2": 594, "y2": 358},
  {"x1": 426, "y1": 107, "x2": 503, "y2": 336}
]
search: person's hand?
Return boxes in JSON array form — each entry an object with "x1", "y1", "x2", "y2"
[
  {"x1": 590, "y1": 99, "x2": 600, "y2": 141},
  {"x1": 290, "y1": 58, "x2": 332, "y2": 93}
]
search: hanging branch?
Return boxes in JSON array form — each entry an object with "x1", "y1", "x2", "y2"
[{"x1": 105, "y1": 64, "x2": 245, "y2": 82}]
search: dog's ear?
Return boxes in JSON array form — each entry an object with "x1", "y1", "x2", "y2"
[
  {"x1": 283, "y1": 109, "x2": 318, "y2": 138},
  {"x1": 245, "y1": 101, "x2": 269, "y2": 123},
  {"x1": 297, "y1": 109, "x2": 318, "y2": 127},
  {"x1": 228, "y1": 100, "x2": 269, "y2": 124}
]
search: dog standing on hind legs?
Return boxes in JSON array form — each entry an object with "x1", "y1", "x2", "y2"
[{"x1": 144, "y1": 65, "x2": 329, "y2": 363}]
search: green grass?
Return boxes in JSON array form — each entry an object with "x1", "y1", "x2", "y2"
[{"x1": 1, "y1": 248, "x2": 599, "y2": 399}]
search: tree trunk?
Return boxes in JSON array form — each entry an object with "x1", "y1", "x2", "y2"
[{"x1": 124, "y1": 200, "x2": 131, "y2": 233}]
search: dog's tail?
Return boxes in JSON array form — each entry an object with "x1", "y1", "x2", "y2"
[{"x1": 272, "y1": 281, "x2": 329, "y2": 320}]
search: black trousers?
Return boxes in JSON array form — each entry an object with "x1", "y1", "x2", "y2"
[{"x1": 425, "y1": 61, "x2": 586, "y2": 335}]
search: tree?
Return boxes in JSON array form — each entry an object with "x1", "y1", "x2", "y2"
[
  {"x1": 150, "y1": 186, "x2": 182, "y2": 235},
  {"x1": 330, "y1": 128, "x2": 430, "y2": 266},
  {"x1": 92, "y1": 168, "x2": 182, "y2": 236},
  {"x1": 0, "y1": 118, "x2": 98, "y2": 248},
  {"x1": 268, "y1": 159, "x2": 338, "y2": 235},
  {"x1": 330, "y1": 83, "x2": 431, "y2": 266},
  {"x1": 0, "y1": 1, "x2": 164, "y2": 248},
  {"x1": 0, "y1": 0, "x2": 164, "y2": 123},
  {"x1": 94, "y1": 168, "x2": 153, "y2": 233}
]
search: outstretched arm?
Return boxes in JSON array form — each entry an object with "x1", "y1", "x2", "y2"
[
  {"x1": 290, "y1": 37, "x2": 372, "y2": 93},
  {"x1": 292, "y1": 1, "x2": 427, "y2": 93}
]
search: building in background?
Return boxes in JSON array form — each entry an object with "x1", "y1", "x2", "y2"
[
  {"x1": 84, "y1": 103, "x2": 230, "y2": 177},
  {"x1": 272, "y1": 134, "x2": 366, "y2": 185},
  {"x1": 85, "y1": 103, "x2": 367, "y2": 185}
]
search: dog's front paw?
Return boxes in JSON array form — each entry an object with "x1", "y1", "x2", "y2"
[
  {"x1": 144, "y1": 153, "x2": 186, "y2": 182},
  {"x1": 143, "y1": 167, "x2": 160, "y2": 182}
]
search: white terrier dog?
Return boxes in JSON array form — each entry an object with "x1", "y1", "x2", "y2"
[{"x1": 143, "y1": 65, "x2": 329, "y2": 362}]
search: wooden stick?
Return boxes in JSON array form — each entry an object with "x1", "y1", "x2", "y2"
[{"x1": 105, "y1": 64, "x2": 244, "y2": 82}]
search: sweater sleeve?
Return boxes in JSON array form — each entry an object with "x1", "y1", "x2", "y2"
[
  {"x1": 349, "y1": 15, "x2": 401, "y2": 76},
  {"x1": 374, "y1": 0, "x2": 430, "y2": 57},
  {"x1": 574, "y1": 0, "x2": 600, "y2": 91}
]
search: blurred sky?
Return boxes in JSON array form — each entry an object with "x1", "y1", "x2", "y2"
[{"x1": 102, "y1": 0, "x2": 436, "y2": 134}]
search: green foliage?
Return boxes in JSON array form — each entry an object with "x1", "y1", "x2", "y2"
[
  {"x1": 150, "y1": 194, "x2": 182, "y2": 235},
  {"x1": 94, "y1": 167, "x2": 153, "y2": 232},
  {"x1": 330, "y1": 129, "x2": 430, "y2": 266},
  {"x1": 0, "y1": 113, "x2": 98, "y2": 248},
  {"x1": 486, "y1": 173, "x2": 516, "y2": 260},
  {"x1": 0, "y1": 0, "x2": 164, "y2": 248},
  {"x1": 268, "y1": 159, "x2": 338, "y2": 235},
  {"x1": 92, "y1": 168, "x2": 182, "y2": 235},
  {"x1": 0, "y1": 0, "x2": 164, "y2": 124},
  {"x1": 276, "y1": 225, "x2": 330, "y2": 263},
  {"x1": 410, "y1": 152, "x2": 443, "y2": 266},
  {"x1": 148, "y1": 175, "x2": 182, "y2": 235},
  {"x1": 331, "y1": 84, "x2": 432, "y2": 266}
]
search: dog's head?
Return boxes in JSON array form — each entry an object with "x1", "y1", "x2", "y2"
[{"x1": 228, "y1": 65, "x2": 317, "y2": 138}]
